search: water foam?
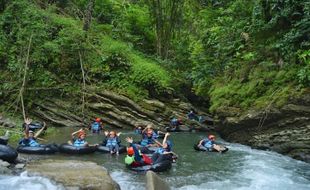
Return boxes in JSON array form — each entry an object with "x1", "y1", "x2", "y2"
[{"x1": 0, "y1": 172, "x2": 64, "y2": 190}]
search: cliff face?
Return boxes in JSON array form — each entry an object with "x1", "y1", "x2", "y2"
[{"x1": 216, "y1": 92, "x2": 310, "y2": 163}]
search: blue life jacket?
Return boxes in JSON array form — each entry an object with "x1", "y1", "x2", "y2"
[
  {"x1": 19, "y1": 138, "x2": 40, "y2": 147},
  {"x1": 106, "y1": 137, "x2": 118, "y2": 146},
  {"x1": 91, "y1": 122, "x2": 100, "y2": 131},
  {"x1": 73, "y1": 139, "x2": 86, "y2": 147},
  {"x1": 202, "y1": 139, "x2": 214, "y2": 149},
  {"x1": 170, "y1": 118, "x2": 178, "y2": 126},
  {"x1": 140, "y1": 137, "x2": 154, "y2": 146},
  {"x1": 152, "y1": 132, "x2": 159, "y2": 139}
]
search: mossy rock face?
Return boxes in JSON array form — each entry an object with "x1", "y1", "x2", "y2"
[
  {"x1": 26, "y1": 159, "x2": 120, "y2": 190},
  {"x1": 216, "y1": 93, "x2": 310, "y2": 163}
]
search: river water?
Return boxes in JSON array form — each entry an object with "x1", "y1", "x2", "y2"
[{"x1": 0, "y1": 128, "x2": 309, "y2": 190}]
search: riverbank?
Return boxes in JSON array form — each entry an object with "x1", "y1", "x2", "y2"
[{"x1": 215, "y1": 92, "x2": 310, "y2": 163}]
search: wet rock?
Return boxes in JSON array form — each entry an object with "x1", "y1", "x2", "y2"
[
  {"x1": 216, "y1": 93, "x2": 310, "y2": 163},
  {"x1": 0, "y1": 115, "x2": 16, "y2": 128},
  {"x1": 0, "y1": 160, "x2": 10, "y2": 167},
  {"x1": 15, "y1": 163, "x2": 25, "y2": 169},
  {"x1": 26, "y1": 159, "x2": 120, "y2": 190},
  {"x1": 0, "y1": 165, "x2": 12, "y2": 175},
  {"x1": 146, "y1": 171, "x2": 170, "y2": 190}
]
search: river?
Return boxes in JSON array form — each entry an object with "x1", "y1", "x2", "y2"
[{"x1": 0, "y1": 127, "x2": 309, "y2": 190}]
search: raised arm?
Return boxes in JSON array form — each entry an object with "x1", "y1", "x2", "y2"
[
  {"x1": 24, "y1": 118, "x2": 32, "y2": 139},
  {"x1": 34, "y1": 122, "x2": 47, "y2": 138},
  {"x1": 162, "y1": 132, "x2": 170, "y2": 146},
  {"x1": 71, "y1": 128, "x2": 84, "y2": 138}
]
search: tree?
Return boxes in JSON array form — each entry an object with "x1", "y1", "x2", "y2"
[{"x1": 147, "y1": 0, "x2": 184, "y2": 59}]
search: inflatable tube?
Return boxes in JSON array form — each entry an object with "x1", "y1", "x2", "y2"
[
  {"x1": 0, "y1": 136, "x2": 8, "y2": 145},
  {"x1": 59, "y1": 144, "x2": 97, "y2": 154},
  {"x1": 17, "y1": 144, "x2": 59, "y2": 154},
  {"x1": 193, "y1": 143, "x2": 229, "y2": 153},
  {"x1": 22, "y1": 122, "x2": 46, "y2": 132},
  {"x1": 0, "y1": 144, "x2": 18, "y2": 163},
  {"x1": 127, "y1": 160, "x2": 172, "y2": 173},
  {"x1": 97, "y1": 145, "x2": 126, "y2": 154},
  {"x1": 140, "y1": 146, "x2": 159, "y2": 154}
]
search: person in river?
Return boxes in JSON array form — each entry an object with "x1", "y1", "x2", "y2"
[
  {"x1": 197, "y1": 135, "x2": 226, "y2": 152},
  {"x1": 187, "y1": 109, "x2": 198, "y2": 120},
  {"x1": 124, "y1": 137, "x2": 153, "y2": 167},
  {"x1": 140, "y1": 126, "x2": 159, "y2": 147},
  {"x1": 19, "y1": 118, "x2": 47, "y2": 147},
  {"x1": 68, "y1": 128, "x2": 89, "y2": 147},
  {"x1": 89, "y1": 118, "x2": 103, "y2": 134},
  {"x1": 169, "y1": 117, "x2": 182, "y2": 130},
  {"x1": 151, "y1": 133, "x2": 178, "y2": 163},
  {"x1": 105, "y1": 131, "x2": 121, "y2": 155}
]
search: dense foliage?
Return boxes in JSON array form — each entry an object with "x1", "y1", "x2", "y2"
[{"x1": 0, "y1": 0, "x2": 309, "y2": 114}]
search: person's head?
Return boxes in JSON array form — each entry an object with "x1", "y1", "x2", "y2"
[
  {"x1": 95, "y1": 118, "x2": 101, "y2": 122},
  {"x1": 28, "y1": 130, "x2": 34, "y2": 138},
  {"x1": 208, "y1": 135, "x2": 215, "y2": 141},
  {"x1": 146, "y1": 128, "x2": 153, "y2": 137},
  {"x1": 177, "y1": 118, "x2": 182, "y2": 123},
  {"x1": 109, "y1": 131, "x2": 116, "y2": 137},
  {"x1": 127, "y1": 147, "x2": 134, "y2": 156},
  {"x1": 78, "y1": 131, "x2": 86, "y2": 140}
]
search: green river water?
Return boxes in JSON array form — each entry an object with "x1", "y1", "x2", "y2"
[{"x1": 0, "y1": 127, "x2": 310, "y2": 190}]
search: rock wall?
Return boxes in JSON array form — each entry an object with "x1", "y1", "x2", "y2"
[
  {"x1": 216, "y1": 92, "x2": 310, "y2": 163},
  {"x1": 29, "y1": 89, "x2": 213, "y2": 131}
]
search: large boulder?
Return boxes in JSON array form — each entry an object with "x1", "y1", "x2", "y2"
[
  {"x1": 26, "y1": 159, "x2": 120, "y2": 190},
  {"x1": 146, "y1": 171, "x2": 170, "y2": 190}
]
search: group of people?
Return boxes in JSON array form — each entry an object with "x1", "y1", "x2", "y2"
[
  {"x1": 125, "y1": 124, "x2": 177, "y2": 168},
  {"x1": 19, "y1": 116, "x2": 224, "y2": 170}
]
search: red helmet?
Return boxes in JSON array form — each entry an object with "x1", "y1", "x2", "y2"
[
  {"x1": 208, "y1": 135, "x2": 215, "y2": 140},
  {"x1": 127, "y1": 147, "x2": 134, "y2": 155},
  {"x1": 95, "y1": 118, "x2": 101, "y2": 122}
]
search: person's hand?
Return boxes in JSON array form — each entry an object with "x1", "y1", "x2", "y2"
[
  {"x1": 24, "y1": 118, "x2": 32, "y2": 125},
  {"x1": 104, "y1": 131, "x2": 109, "y2": 136},
  {"x1": 43, "y1": 122, "x2": 47, "y2": 129},
  {"x1": 117, "y1": 132, "x2": 122, "y2": 136},
  {"x1": 165, "y1": 132, "x2": 170, "y2": 137},
  {"x1": 125, "y1": 137, "x2": 133, "y2": 144}
]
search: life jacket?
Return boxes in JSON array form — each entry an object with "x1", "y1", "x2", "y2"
[
  {"x1": 131, "y1": 154, "x2": 153, "y2": 167},
  {"x1": 202, "y1": 139, "x2": 214, "y2": 149},
  {"x1": 170, "y1": 118, "x2": 178, "y2": 126},
  {"x1": 91, "y1": 122, "x2": 101, "y2": 131},
  {"x1": 155, "y1": 147, "x2": 165, "y2": 154},
  {"x1": 20, "y1": 138, "x2": 40, "y2": 147},
  {"x1": 140, "y1": 137, "x2": 154, "y2": 146},
  {"x1": 106, "y1": 137, "x2": 118, "y2": 146},
  {"x1": 73, "y1": 138, "x2": 86, "y2": 147},
  {"x1": 152, "y1": 132, "x2": 159, "y2": 139}
]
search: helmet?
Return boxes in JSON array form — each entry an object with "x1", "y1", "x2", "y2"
[
  {"x1": 127, "y1": 147, "x2": 134, "y2": 155},
  {"x1": 208, "y1": 135, "x2": 215, "y2": 140},
  {"x1": 95, "y1": 118, "x2": 101, "y2": 122},
  {"x1": 125, "y1": 155, "x2": 135, "y2": 165}
]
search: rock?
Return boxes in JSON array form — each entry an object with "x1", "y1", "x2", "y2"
[
  {"x1": 146, "y1": 171, "x2": 170, "y2": 190},
  {"x1": 0, "y1": 165, "x2": 12, "y2": 175},
  {"x1": 216, "y1": 93, "x2": 310, "y2": 163},
  {"x1": 26, "y1": 159, "x2": 120, "y2": 190},
  {"x1": 0, "y1": 160, "x2": 10, "y2": 167},
  {"x1": 15, "y1": 163, "x2": 25, "y2": 169}
]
